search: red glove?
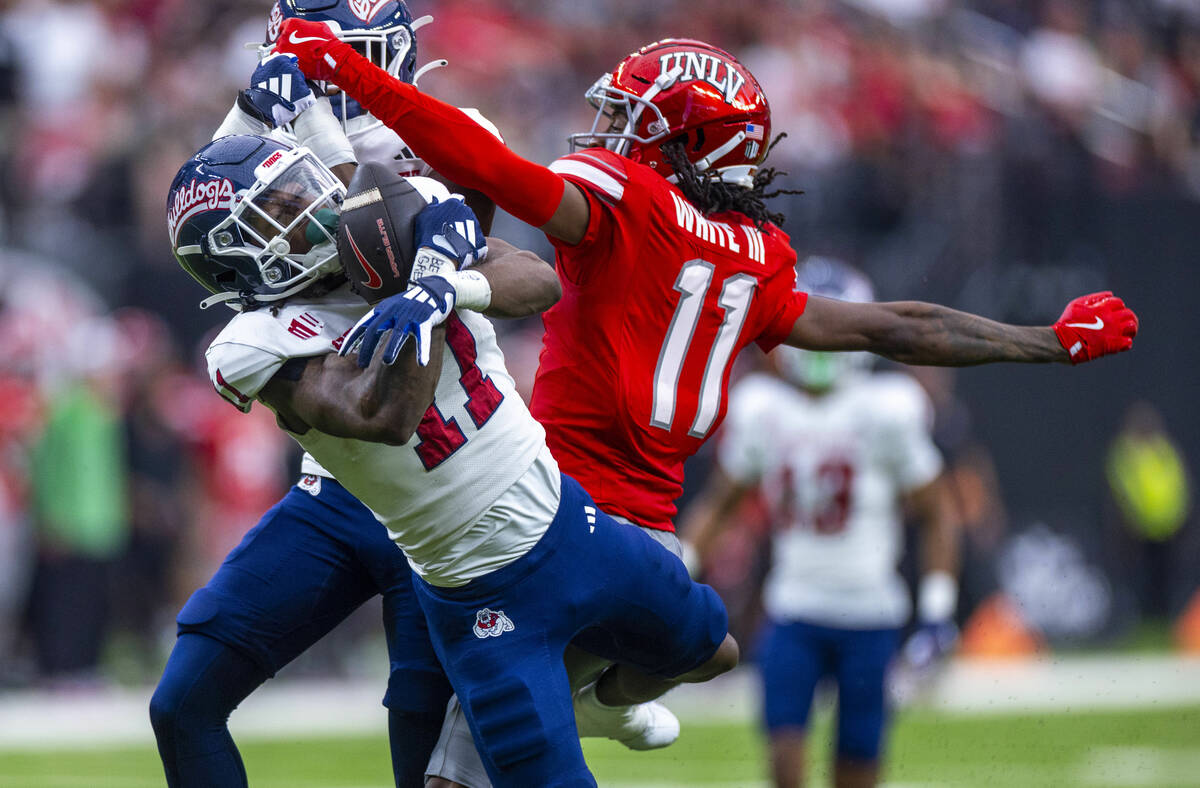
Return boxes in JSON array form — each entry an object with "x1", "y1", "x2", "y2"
[
  {"x1": 273, "y1": 18, "x2": 354, "y2": 82},
  {"x1": 1052, "y1": 291, "x2": 1138, "y2": 364}
]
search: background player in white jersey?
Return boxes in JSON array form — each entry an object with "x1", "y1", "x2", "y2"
[
  {"x1": 166, "y1": 132, "x2": 738, "y2": 787},
  {"x1": 682, "y1": 258, "x2": 960, "y2": 788}
]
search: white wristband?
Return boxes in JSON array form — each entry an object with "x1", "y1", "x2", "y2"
[
  {"x1": 411, "y1": 252, "x2": 492, "y2": 312},
  {"x1": 292, "y1": 97, "x2": 357, "y2": 169},
  {"x1": 212, "y1": 101, "x2": 269, "y2": 141},
  {"x1": 917, "y1": 571, "x2": 958, "y2": 623},
  {"x1": 447, "y1": 269, "x2": 491, "y2": 312}
]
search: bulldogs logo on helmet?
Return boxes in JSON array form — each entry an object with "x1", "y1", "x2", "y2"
[
  {"x1": 570, "y1": 39, "x2": 771, "y2": 188},
  {"x1": 776, "y1": 257, "x2": 876, "y2": 391},
  {"x1": 167, "y1": 135, "x2": 346, "y2": 310}
]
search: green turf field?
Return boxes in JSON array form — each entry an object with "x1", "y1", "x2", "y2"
[{"x1": 2, "y1": 705, "x2": 1198, "y2": 787}]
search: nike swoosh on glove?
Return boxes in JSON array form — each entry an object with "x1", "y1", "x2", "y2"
[
  {"x1": 1052, "y1": 291, "x2": 1139, "y2": 364},
  {"x1": 273, "y1": 18, "x2": 351, "y2": 82}
]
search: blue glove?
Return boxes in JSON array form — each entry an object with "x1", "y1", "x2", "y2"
[
  {"x1": 414, "y1": 197, "x2": 488, "y2": 270},
  {"x1": 900, "y1": 620, "x2": 958, "y2": 673},
  {"x1": 340, "y1": 276, "x2": 457, "y2": 368},
  {"x1": 237, "y1": 53, "x2": 317, "y2": 128}
]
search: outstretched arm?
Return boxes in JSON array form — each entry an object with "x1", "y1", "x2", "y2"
[
  {"x1": 788, "y1": 291, "x2": 1137, "y2": 366},
  {"x1": 273, "y1": 19, "x2": 591, "y2": 244}
]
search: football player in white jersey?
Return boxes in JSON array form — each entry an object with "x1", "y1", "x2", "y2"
[
  {"x1": 213, "y1": 1, "x2": 684, "y2": 776},
  {"x1": 164, "y1": 132, "x2": 739, "y2": 788},
  {"x1": 681, "y1": 258, "x2": 960, "y2": 788},
  {"x1": 152, "y1": 5, "x2": 529, "y2": 786}
]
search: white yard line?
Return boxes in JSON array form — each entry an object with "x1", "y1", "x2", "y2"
[
  {"x1": 921, "y1": 654, "x2": 1200, "y2": 715},
  {"x1": 1074, "y1": 745, "x2": 1200, "y2": 786},
  {"x1": 1, "y1": 655, "x2": 1199, "y2": 750}
]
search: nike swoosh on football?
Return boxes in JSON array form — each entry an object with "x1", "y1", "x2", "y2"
[
  {"x1": 346, "y1": 231, "x2": 384, "y2": 289},
  {"x1": 1065, "y1": 317, "x2": 1104, "y2": 330},
  {"x1": 289, "y1": 32, "x2": 327, "y2": 44}
]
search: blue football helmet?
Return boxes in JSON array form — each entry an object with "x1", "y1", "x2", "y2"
[
  {"x1": 263, "y1": 1, "x2": 439, "y2": 126},
  {"x1": 167, "y1": 134, "x2": 346, "y2": 310},
  {"x1": 776, "y1": 256, "x2": 876, "y2": 391}
]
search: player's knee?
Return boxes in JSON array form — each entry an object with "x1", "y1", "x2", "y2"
[
  {"x1": 148, "y1": 687, "x2": 172, "y2": 738},
  {"x1": 709, "y1": 632, "x2": 740, "y2": 675},
  {"x1": 149, "y1": 679, "x2": 185, "y2": 741},
  {"x1": 680, "y1": 632, "x2": 739, "y2": 683},
  {"x1": 383, "y1": 666, "x2": 453, "y2": 716},
  {"x1": 467, "y1": 678, "x2": 551, "y2": 770}
]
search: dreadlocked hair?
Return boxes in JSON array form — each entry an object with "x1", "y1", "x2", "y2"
[{"x1": 660, "y1": 133, "x2": 802, "y2": 230}]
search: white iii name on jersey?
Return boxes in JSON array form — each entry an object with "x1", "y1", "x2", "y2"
[{"x1": 718, "y1": 371, "x2": 943, "y2": 628}]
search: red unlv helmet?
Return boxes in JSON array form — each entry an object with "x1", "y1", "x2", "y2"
[{"x1": 569, "y1": 39, "x2": 771, "y2": 187}]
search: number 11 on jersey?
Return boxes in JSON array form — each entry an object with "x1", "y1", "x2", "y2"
[{"x1": 651, "y1": 259, "x2": 756, "y2": 438}]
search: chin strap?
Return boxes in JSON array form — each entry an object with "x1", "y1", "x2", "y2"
[
  {"x1": 412, "y1": 58, "x2": 448, "y2": 86},
  {"x1": 198, "y1": 276, "x2": 322, "y2": 311},
  {"x1": 199, "y1": 290, "x2": 245, "y2": 311}
]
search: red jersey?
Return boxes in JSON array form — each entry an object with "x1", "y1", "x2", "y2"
[{"x1": 531, "y1": 149, "x2": 807, "y2": 531}]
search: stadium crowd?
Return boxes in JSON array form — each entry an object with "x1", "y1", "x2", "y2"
[{"x1": 0, "y1": 0, "x2": 1194, "y2": 687}]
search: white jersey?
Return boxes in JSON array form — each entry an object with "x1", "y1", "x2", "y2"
[
  {"x1": 204, "y1": 276, "x2": 559, "y2": 588},
  {"x1": 718, "y1": 371, "x2": 943, "y2": 628},
  {"x1": 266, "y1": 109, "x2": 503, "y2": 480}
]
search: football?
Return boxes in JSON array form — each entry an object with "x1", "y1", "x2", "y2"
[{"x1": 336, "y1": 161, "x2": 426, "y2": 303}]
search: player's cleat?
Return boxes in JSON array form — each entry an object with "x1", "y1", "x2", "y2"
[{"x1": 573, "y1": 682, "x2": 680, "y2": 751}]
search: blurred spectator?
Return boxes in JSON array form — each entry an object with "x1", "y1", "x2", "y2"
[
  {"x1": 26, "y1": 328, "x2": 129, "y2": 684},
  {"x1": 108, "y1": 309, "x2": 192, "y2": 675},
  {"x1": 1105, "y1": 400, "x2": 1192, "y2": 620},
  {"x1": 0, "y1": 13, "x2": 16, "y2": 242}
]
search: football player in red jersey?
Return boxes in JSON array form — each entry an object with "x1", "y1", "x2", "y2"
[{"x1": 272, "y1": 23, "x2": 1139, "y2": 780}]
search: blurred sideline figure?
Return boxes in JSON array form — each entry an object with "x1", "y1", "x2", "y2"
[
  {"x1": 1105, "y1": 400, "x2": 1191, "y2": 621},
  {"x1": 272, "y1": 22, "x2": 1137, "y2": 787},
  {"x1": 680, "y1": 258, "x2": 959, "y2": 788},
  {"x1": 28, "y1": 324, "x2": 129, "y2": 684}
]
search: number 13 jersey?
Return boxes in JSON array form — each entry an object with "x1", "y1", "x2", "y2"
[
  {"x1": 718, "y1": 371, "x2": 944, "y2": 627},
  {"x1": 532, "y1": 148, "x2": 808, "y2": 532}
]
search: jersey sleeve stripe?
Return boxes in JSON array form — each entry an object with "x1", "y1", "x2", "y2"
[
  {"x1": 215, "y1": 369, "x2": 250, "y2": 404},
  {"x1": 568, "y1": 150, "x2": 628, "y2": 180},
  {"x1": 549, "y1": 159, "x2": 626, "y2": 201}
]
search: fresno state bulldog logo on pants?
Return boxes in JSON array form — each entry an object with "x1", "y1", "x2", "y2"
[{"x1": 472, "y1": 608, "x2": 514, "y2": 639}]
